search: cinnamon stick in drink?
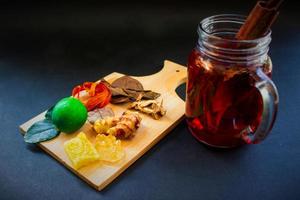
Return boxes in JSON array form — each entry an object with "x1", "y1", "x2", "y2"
[{"x1": 236, "y1": 0, "x2": 284, "y2": 40}]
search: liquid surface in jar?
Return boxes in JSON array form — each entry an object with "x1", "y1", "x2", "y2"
[{"x1": 186, "y1": 49, "x2": 270, "y2": 147}]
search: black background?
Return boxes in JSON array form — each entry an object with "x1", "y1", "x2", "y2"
[{"x1": 1, "y1": 1, "x2": 300, "y2": 199}]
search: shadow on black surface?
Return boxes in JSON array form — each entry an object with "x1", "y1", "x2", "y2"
[
  {"x1": 25, "y1": 143, "x2": 44, "y2": 153},
  {"x1": 175, "y1": 82, "x2": 186, "y2": 102},
  {"x1": 197, "y1": 139, "x2": 250, "y2": 153}
]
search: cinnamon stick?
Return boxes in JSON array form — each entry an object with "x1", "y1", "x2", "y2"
[
  {"x1": 266, "y1": 0, "x2": 284, "y2": 9},
  {"x1": 236, "y1": 0, "x2": 284, "y2": 40}
]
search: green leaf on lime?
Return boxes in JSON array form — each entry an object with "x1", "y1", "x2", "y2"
[
  {"x1": 24, "y1": 97, "x2": 87, "y2": 143},
  {"x1": 24, "y1": 119, "x2": 60, "y2": 143},
  {"x1": 45, "y1": 106, "x2": 54, "y2": 120}
]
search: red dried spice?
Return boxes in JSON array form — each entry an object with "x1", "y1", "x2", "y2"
[{"x1": 72, "y1": 81, "x2": 111, "y2": 111}]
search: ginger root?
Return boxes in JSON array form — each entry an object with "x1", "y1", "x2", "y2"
[
  {"x1": 93, "y1": 117, "x2": 120, "y2": 134},
  {"x1": 93, "y1": 111, "x2": 142, "y2": 139}
]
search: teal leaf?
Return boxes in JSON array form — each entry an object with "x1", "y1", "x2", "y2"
[
  {"x1": 24, "y1": 119, "x2": 60, "y2": 143},
  {"x1": 45, "y1": 106, "x2": 54, "y2": 121}
]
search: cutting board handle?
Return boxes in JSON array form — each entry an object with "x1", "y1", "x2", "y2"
[
  {"x1": 135, "y1": 60, "x2": 187, "y2": 101},
  {"x1": 160, "y1": 60, "x2": 187, "y2": 94}
]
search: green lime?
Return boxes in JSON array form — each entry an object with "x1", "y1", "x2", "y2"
[{"x1": 52, "y1": 97, "x2": 87, "y2": 133}]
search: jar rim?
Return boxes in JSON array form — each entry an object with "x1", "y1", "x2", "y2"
[
  {"x1": 196, "y1": 14, "x2": 271, "y2": 65},
  {"x1": 198, "y1": 14, "x2": 272, "y2": 44}
]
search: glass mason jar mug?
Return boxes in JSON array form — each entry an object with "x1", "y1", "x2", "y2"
[{"x1": 186, "y1": 15, "x2": 279, "y2": 148}]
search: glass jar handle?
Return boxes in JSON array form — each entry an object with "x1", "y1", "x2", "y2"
[{"x1": 241, "y1": 68, "x2": 279, "y2": 144}]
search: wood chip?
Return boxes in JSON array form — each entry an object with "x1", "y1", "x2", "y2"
[
  {"x1": 128, "y1": 99, "x2": 166, "y2": 120},
  {"x1": 88, "y1": 107, "x2": 115, "y2": 124}
]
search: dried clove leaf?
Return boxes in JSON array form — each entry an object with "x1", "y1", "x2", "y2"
[
  {"x1": 109, "y1": 86, "x2": 129, "y2": 97},
  {"x1": 110, "y1": 96, "x2": 131, "y2": 104},
  {"x1": 141, "y1": 90, "x2": 161, "y2": 100},
  {"x1": 102, "y1": 77, "x2": 161, "y2": 104}
]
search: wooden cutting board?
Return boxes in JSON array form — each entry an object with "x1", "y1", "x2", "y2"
[{"x1": 19, "y1": 60, "x2": 187, "y2": 191}]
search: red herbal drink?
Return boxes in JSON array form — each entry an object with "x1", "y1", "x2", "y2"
[{"x1": 185, "y1": 15, "x2": 278, "y2": 148}]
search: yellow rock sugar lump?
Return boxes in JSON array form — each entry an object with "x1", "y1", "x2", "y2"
[
  {"x1": 64, "y1": 132, "x2": 99, "y2": 169},
  {"x1": 95, "y1": 134, "x2": 125, "y2": 163}
]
